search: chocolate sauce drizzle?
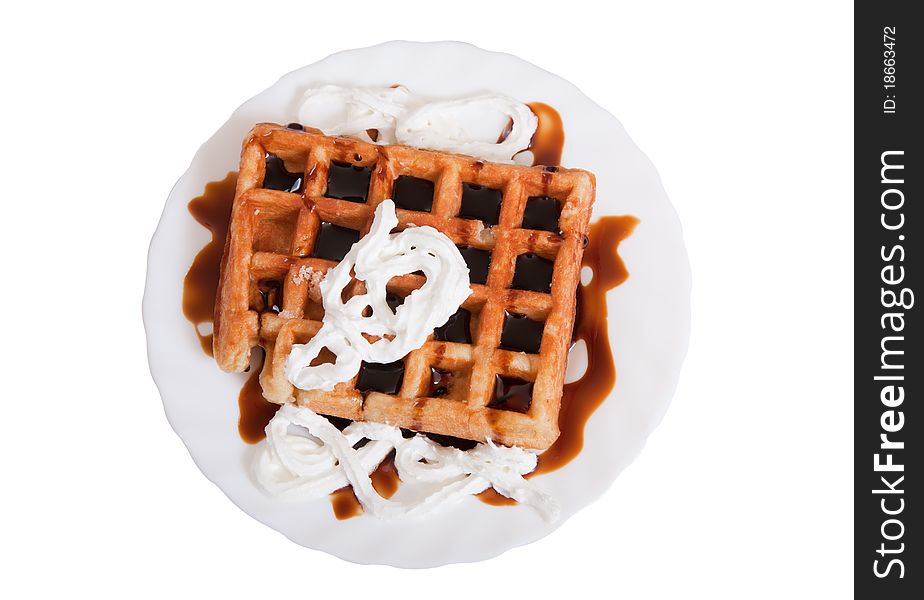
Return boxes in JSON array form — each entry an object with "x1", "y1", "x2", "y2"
[
  {"x1": 527, "y1": 102, "x2": 565, "y2": 166},
  {"x1": 237, "y1": 349, "x2": 280, "y2": 444},
  {"x1": 332, "y1": 452, "x2": 400, "y2": 520},
  {"x1": 182, "y1": 172, "x2": 237, "y2": 356},
  {"x1": 535, "y1": 216, "x2": 638, "y2": 472}
]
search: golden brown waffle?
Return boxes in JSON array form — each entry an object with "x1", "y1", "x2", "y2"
[{"x1": 214, "y1": 123, "x2": 595, "y2": 450}]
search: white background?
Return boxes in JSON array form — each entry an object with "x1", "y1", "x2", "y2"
[{"x1": 1, "y1": 1, "x2": 852, "y2": 598}]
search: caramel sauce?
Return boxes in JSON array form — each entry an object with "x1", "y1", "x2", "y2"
[
  {"x1": 331, "y1": 453, "x2": 401, "y2": 519},
  {"x1": 527, "y1": 102, "x2": 565, "y2": 167},
  {"x1": 477, "y1": 487, "x2": 518, "y2": 506},
  {"x1": 371, "y1": 453, "x2": 400, "y2": 498},
  {"x1": 182, "y1": 173, "x2": 279, "y2": 444},
  {"x1": 497, "y1": 117, "x2": 514, "y2": 144},
  {"x1": 237, "y1": 348, "x2": 280, "y2": 444},
  {"x1": 182, "y1": 172, "x2": 238, "y2": 355},
  {"x1": 331, "y1": 487, "x2": 363, "y2": 520},
  {"x1": 536, "y1": 216, "x2": 638, "y2": 473}
]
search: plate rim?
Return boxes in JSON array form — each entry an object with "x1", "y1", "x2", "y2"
[{"x1": 142, "y1": 39, "x2": 691, "y2": 568}]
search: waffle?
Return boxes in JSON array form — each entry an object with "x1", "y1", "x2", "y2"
[{"x1": 214, "y1": 123, "x2": 595, "y2": 450}]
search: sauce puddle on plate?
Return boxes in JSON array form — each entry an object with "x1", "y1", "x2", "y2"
[
  {"x1": 527, "y1": 102, "x2": 565, "y2": 166},
  {"x1": 331, "y1": 453, "x2": 401, "y2": 520},
  {"x1": 182, "y1": 172, "x2": 237, "y2": 356},
  {"x1": 181, "y1": 171, "x2": 281, "y2": 444},
  {"x1": 237, "y1": 348, "x2": 280, "y2": 444}
]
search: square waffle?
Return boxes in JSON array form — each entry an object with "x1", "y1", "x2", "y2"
[{"x1": 214, "y1": 123, "x2": 595, "y2": 450}]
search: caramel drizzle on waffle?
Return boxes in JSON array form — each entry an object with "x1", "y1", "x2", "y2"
[{"x1": 214, "y1": 124, "x2": 595, "y2": 450}]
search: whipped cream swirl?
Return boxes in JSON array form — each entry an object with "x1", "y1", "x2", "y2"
[
  {"x1": 255, "y1": 404, "x2": 560, "y2": 521},
  {"x1": 297, "y1": 84, "x2": 538, "y2": 163},
  {"x1": 296, "y1": 85, "x2": 411, "y2": 144},
  {"x1": 285, "y1": 200, "x2": 472, "y2": 391}
]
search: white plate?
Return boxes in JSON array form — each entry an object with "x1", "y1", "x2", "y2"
[{"x1": 143, "y1": 41, "x2": 690, "y2": 568}]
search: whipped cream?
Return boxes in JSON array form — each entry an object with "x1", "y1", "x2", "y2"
[
  {"x1": 256, "y1": 404, "x2": 560, "y2": 521},
  {"x1": 296, "y1": 85, "x2": 411, "y2": 144},
  {"x1": 297, "y1": 84, "x2": 538, "y2": 163},
  {"x1": 285, "y1": 200, "x2": 472, "y2": 391}
]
